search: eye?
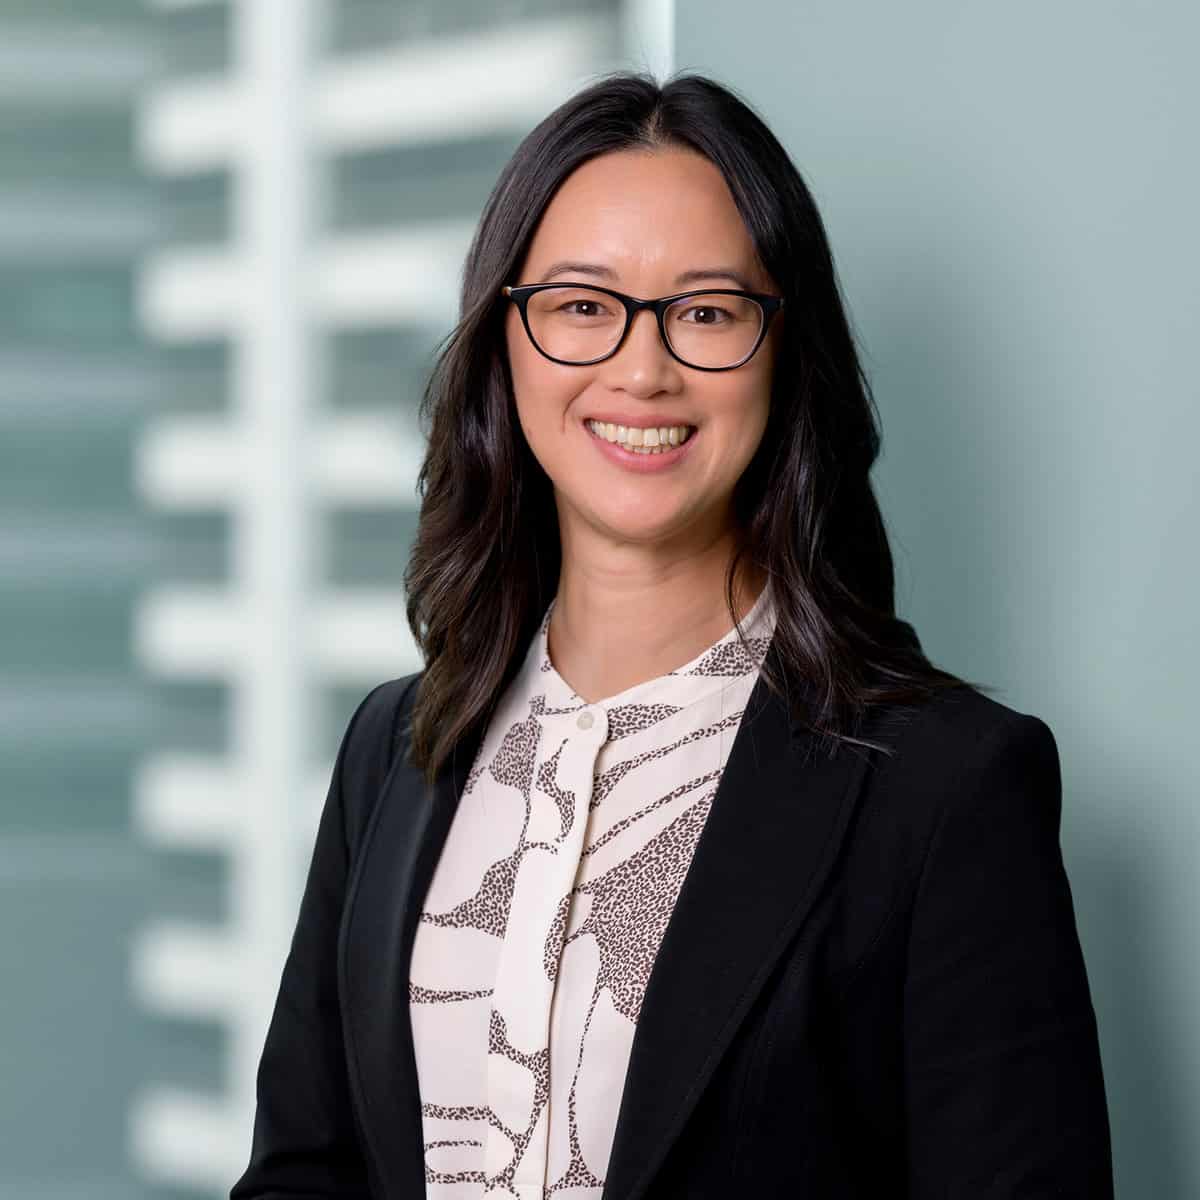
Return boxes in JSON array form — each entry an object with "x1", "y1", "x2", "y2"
[
  {"x1": 556, "y1": 298, "x2": 610, "y2": 318},
  {"x1": 677, "y1": 304, "x2": 732, "y2": 325}
]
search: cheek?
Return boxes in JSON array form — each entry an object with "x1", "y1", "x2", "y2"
[
  {"x1": 710, "y1": 379, "x2": 771, "y2": 464},
  {"x1": 742, "y1": 363, "x2": 775, "y2": 454}
]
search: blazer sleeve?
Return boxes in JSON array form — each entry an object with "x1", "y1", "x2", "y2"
[
  {"x1": 902, "y1": 713, "x2": 1114, "y2": 1199},
  {"x1": 230, "y1": 678, "x2": 409, "y2": 1199}
]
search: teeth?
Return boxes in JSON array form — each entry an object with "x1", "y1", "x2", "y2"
[{"x1": 587, "y1": 419, "x2": 694, "y2": 451}]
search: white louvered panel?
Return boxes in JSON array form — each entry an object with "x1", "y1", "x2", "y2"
[
  {"x1": 138, "y1": 245, "x2": 245, "y2": 341},
  {"x1": 133, "y1": 749, "x2": 333, "y2": 858},
  {"x1": 315, "y1": 15, "x2": 614, "y2": 152},
  {"x1": 138, "y1": 224, "x2": 472, "y2": 340},
  {"x1": 132, "y1": 753, "x2": 243, "y2": 850},
  {"x1": 131, "y1": 921, "x2": 242, "y2": 1022},
  {"x1": 311, "y1": 410, "x2": 425, "y2": 505},
  {"x1": 139, "y1": 14, "x2": 614, "y2": 173},
  {"x1": 136, "y1": 410, "x2": 425, "y2": 508},
  {"x1": 313, "y1": 225, "x2": 470, "y2": 327},
  {"x1": 129, "y1": 1088, "x2": 243, "y2": 1193},
  {"x1": 312, "y1": 587, "x2": 421, "y2": 681},
  {"x1": 137, "y1": 75, "x2": 245, "y2": 175},
  {"x1": 135, "y1": 585, "x2": 244, "y2": 677},
  {"x1": 136, "y1": 584, "x2": 418, "y2": 682},
  {"x1": 133, "y1": 414, "x2": 244, "y2": 508}
]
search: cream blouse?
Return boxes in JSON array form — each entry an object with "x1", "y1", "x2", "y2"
[{"x1": 408, "y1": 581, "x2": 777, "y2": 1199}]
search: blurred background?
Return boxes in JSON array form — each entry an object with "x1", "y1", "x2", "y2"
[{"x1": 0, "y1": 0, "x2": 1196, "y2": 1197}]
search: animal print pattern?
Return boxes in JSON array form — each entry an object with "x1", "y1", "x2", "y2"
[{"x1": 408, "y1": 582, "x2": 776, "y2": 1199}]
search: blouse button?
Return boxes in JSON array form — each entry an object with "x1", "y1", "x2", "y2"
[{"x1": 576, "y1": 710, "x2": 595, "y2": 731}]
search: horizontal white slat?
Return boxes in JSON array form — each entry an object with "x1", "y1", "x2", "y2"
[
  {"x1": 131, "y1": 921, "x2": 242, "y2": 1021},
  {"x1": 133, "y1": 750, "x2": 334, "y2": 853},
  {"x1": 135, "y1": 585, "x2": 421, "y2": 681},
  {"x1": 132, "y1": 752, "x2": 243, "y2": 849},
  {"x1": 137, "y1": 223, "x2": 471, "y2": 339},
  {"x1": 135, "y1": 585, "x2": 243, "y2": 677},
  {"x1": 135, "y1": 411, "x2": 425, "y2": 509},
  {"x1": 315, "y1": 15, "x2": 614, "y2": 153},
  {"x1": 134, "y1": 413, "x2": 243, "y2": 507},
  {"x1": 313, "y1": 589, "x2": 423, "y2": 681},
  {"x1": 138, "y1": 75, "x2": 244, "y2": 175},
  {"x1": 128, "y1": 1087, "x2": 244, "y2": 1192},
  {"x1": 312, "y1": 410, "x2": 425, "y2": 505},
  {"x1": 138, "y1": 15, "x2": 613, "y2": 172},
  {"x1": 313, "y1": 226, "x2": 468, "y2": 327},
  {"x1": 137, "y1": 246, "x2": 245, "y2": 341}
]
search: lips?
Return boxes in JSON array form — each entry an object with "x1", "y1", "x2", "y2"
[{"x1": 583, "y1": 420, "x2": 699, "y2": 472}]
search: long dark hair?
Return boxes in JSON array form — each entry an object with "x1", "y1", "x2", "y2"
[{"x1": 403, "y1": 69, "x2": 973, "y2": 785}]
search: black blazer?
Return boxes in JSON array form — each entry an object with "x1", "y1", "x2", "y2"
[{"x1": 230, "y1": 659, "x2": 1113, "y2": 1199}]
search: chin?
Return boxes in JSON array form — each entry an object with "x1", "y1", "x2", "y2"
[{"x1": 589, "y1": 508, "x2": 690, "y2": 545}]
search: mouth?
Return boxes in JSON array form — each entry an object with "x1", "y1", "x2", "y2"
[{"x1": 583, "y1": 418, "x2": 697, "y2": 455}]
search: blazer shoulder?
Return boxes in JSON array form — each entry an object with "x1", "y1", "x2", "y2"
[
  {"x1": 901, "y1": 682, "x2": 1055, "y2": 756},
  {"x1": 840, "y1": 686, "x2": 1065, "y2": 944},
  {"x1": 336, "y1": 670, "x2": 424, "y2": 850},
  {"x1": 865, "y1": 682, "x2": 1061, "y2": 832}
]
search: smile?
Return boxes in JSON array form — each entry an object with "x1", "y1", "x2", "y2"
[
  {"x1": 583, "y1": 418, "x2": 698, "y2": 473},
  {"x1": 585, "y1": 419, "x2": 696, "y2": 454}
]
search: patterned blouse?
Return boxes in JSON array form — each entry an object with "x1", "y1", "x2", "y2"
[{"x1": 408, "y1": 580, "x2": 777, "y2": 1199}]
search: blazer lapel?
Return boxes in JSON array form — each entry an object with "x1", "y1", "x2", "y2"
[
  {"x1": 600, "y1": 658, "x2": 873, "y2": 1200},
  {"x1": 339, "y1": 717, "x2": 485, "y2": 1199}
]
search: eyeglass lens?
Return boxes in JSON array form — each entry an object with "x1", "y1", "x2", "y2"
[{"x1": 524, "y1": 286, "x2": 764, "y2": 369}]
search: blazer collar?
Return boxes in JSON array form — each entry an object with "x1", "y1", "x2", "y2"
[{"x1": 339, "y1": 647, "x2": 872, "y2": 1200}]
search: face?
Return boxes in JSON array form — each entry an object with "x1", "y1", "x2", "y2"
[{"x1": 504, "y1": 146, "x2": 780, "y2": 555}]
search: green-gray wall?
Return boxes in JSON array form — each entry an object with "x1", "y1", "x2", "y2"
[{"x1": 678, "y1": 4, "x2": 1198, "y2": 1195}]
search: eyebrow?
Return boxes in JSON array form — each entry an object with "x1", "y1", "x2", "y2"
[{"x1": 536, "y1": 260, "x2": 757, "y2": 292}]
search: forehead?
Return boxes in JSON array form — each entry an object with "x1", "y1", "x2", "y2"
[{"x1": 519, "y1": 147, "x2": 764, "y2": 284}]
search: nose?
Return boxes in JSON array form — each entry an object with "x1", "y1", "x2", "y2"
[{"x1": 601, "y1": 307, "x2": 681, "y2": 395}]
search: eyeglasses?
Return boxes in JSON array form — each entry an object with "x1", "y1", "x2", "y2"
[{"x1": 501, "y1": 282, "x2": 783, "y2": 372}]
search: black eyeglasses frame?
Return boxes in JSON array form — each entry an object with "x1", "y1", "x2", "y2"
[{"x1": 500, "y1": 282, "x2": 784, "y2": 372}]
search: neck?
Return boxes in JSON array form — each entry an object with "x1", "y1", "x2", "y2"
[{"x1": 547, "y1": 532, "x2": 768, "y2": 706}]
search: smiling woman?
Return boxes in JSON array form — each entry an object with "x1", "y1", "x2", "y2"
[
  {"x1": 406, "y1": 77, "x2": 964, "y2": 765},
  {"x1": 231, "y1": 72, "x2": 1113, "y2": 1200}
]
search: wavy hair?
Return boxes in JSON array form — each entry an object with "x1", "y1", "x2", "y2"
[{"x1": 403, "y1": 70, "x2": 974, "y2": 785}]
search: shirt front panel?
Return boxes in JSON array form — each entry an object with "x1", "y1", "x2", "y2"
[{"x1": 409, "y1": 583, "x2": 776, "y2": 1199}]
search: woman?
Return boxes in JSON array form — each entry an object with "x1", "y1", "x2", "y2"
[{"x1": 231, "y1": 72, "x2": 1112, "y2": 1198}]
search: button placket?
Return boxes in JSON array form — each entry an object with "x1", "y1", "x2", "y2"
[{"x1": 492, "y1": 705, "x2": 607, "y2": 1194}]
